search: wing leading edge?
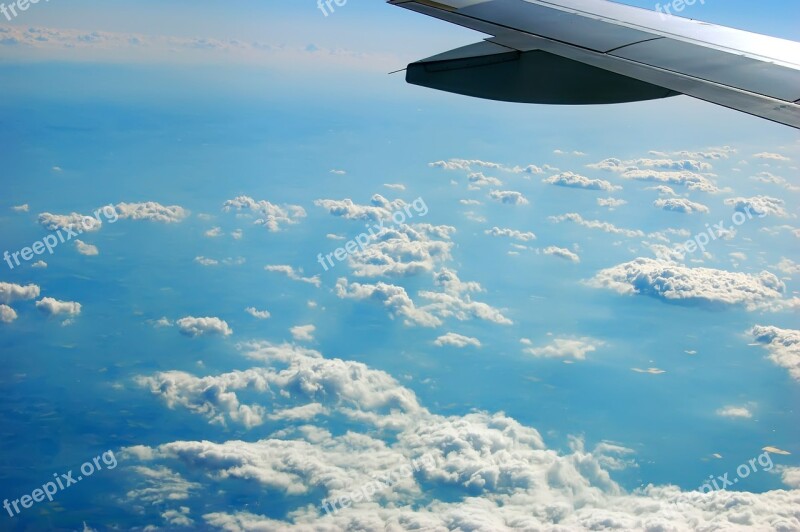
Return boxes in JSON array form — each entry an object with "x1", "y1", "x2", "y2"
[{"x1": 390, "y1": 0, "x2": 800, "y2": 129}]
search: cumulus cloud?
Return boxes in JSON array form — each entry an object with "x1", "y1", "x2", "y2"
[
  {"x1": 750, "y1": 325, "x2": 800, "y2": 382},
  {"x1": 542, "y1": 246, "x2": 580, "y2": 263},
  {"x1": 245, "y1": 307, "x2": 271, "y2": 320},
  {"x1": 194, "y1": 256, "x2": 218, "y2": 266},
  {"x1": 38, "y1": 212, "x2": 103, "y2": 232},
  {"x1": 124, "y1": 336, "x2": 800, "y2": 531},
  {"x1": 549, "y1": 213, "x2": 644, "y2": 238},
  {"x1": 265, "y1": 265, "x2": 321, "y2": 287},
  {"x1": 588, "y1": 158, "x2": 720, "y2": 193},
  {"x1": 484, "y1": 227, "x2": 536, "y2": 242},
  {"x1": 468, "y1": 172, "x2": 503, "y2": 188},
  {"x1": 589, "y1": 258, "x2": 791, "y2": 311},
  {"x1": 716, "y1": 405, "x2": 753, "y2": 419},
  {"x1": 31, "y1": 260, "x2": 47, "y2": 269},
  {"x1": 116, "y1": 202, "x2": 188, "y2": 223},
  {"x1": 75, "y1": 240, "x2": 99, "y2": 256},
  {"x1": 753, "y1": 152, "x2": 790, "y2": 162},
  {"x1": 335, "y1": 278, "x2": 441, "y2": 328},
  {"x1": 524, "y1": 337, "x2": 603, "y2": 360},
  {"x1": 36, "y1": 297, "x2": 81, "y2": 318},
  {"x1": 433, "y1": 332, "x2": 481, "y2": 348},
  {"x1": 597, "y1": 197, "x2": 627, "y2": 209},
  {"x1": 724, "y1": 196, "x2": 788, "y2": 218},
  {"x1": 314, "y1": 194, "x2": 405, "y2": 223},
  {"x1": 346, "y1": 224, "x2": 455, "y2": 278},
  {"x1": 488, "y1": 190, "x2": 529, "y2": 205},
  {"x1": 654, "y1": 197, "x2": 710, "y2": 214},
  {"x1": 336, "y1": 269, "x2": 511, "y2": 327},
  {"x1": 0, "y1": 304, "x2": 17, "y2": 323},
  {"x1": 0, "y1": 282, "x2": 40, "y2": 304},
  {"x1": 543, "y1": 172, "x2": 620, "y2": 191},
  {"x1": 223, "y1": 196, "x2": 305, "y2": 231},
  {"x1": 176, "y1": 316, "x2": 233, "y2": 338},
  {"x1": 290, "y1": 324, "x2": 316, "y2": 342}
]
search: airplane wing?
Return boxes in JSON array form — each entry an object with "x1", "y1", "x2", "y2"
[{"x1": 388, "y1": 0, "x2": 800, "y2": 129}]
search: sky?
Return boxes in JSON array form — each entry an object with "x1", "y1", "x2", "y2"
[{"x1": 1, "y1": 1, "x2": 799, "y2": 530}]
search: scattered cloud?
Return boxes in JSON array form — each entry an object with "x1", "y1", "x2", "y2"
[
  {"x1": 265, "y1": 265, "x2": 321, "y2": 287},
  {"x1": 484, "y1": 227, "x2": 536, "y2": 242},
  {"x1": 524, "y1": 337, "x2": 603, "y2": 360},
  {"x1": 176, "y1": 316, "x2": 233, "y2": 338},
  {"x1": 543, "y1": 172, "x2": 619, "y2": 192},
  {"x1": 245, "y1": 307, "x2": 271, "y2": 320},
  {"x1": 542, "y1": 246, "x2": 580, "y2": 263},
  {"x1": 290, "y1": 324, "x2": 316, "y2": 342},
  {"x1": 75, "y1": 240, "x2": 99, "y2": 256},
  {"x1": 434, "y1": 332, "x2": 481, "y2": 348}
]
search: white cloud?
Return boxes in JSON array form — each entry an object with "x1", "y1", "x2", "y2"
[
  {"x1": 590, "y1": 258, "x2": 791, "y2": 311},
  {"x1": 725, "y1": 196, "x2": 788, "y2": 218},
  {"x1": 716, "y1": 406, "x2": 753, "y2": 419},
  {"x1": 116, "y1": 202, "x2": 188, "y2": 223},
  {"x1": 597, "y1": 197, "x2": 627, "y2": 209},
  {"x1": 336, "y1": 269, "x2": 511, "y2": 328},
  {"x1": 384, "y1": 183, "x2": 406, "y2": 191},
  {"x1": 125, "y1": 337, "x2": 800, "y2": 531},
  {"x1": 0, "y1": 282, "x2": 40, "y2": 304},
  {"x1": 245, "y1": 307, "x2": 271, "y2": 320},
  {"x1": 775, "y1": 258, "x2": 800, "y2": 275},
  {"x1": 549, "y1": 213, "x2": 644, "y2": 238},
  {"x1": 265, "y1": 265, "x2": 321, "y2": 287},
  {"x1": 290, "y1": 324, "x2": 316, "y2": 342},
  {"x1": 542, "y1": 246, "x2": 580, "y2": 263},
  {"x1": 194, "y1": 256, "x2": 218, "y2": 266},
  {"x1": 750, "y1": 325, "x2": 800, "y2": 382},
  {"x1": 36, "y1": 297, "x2": 81, "y2": 318},
  {"x1": 646, "y1": 185, "x2": 678, "y2": 196},
  {"x1": 38, "y1": 212, "x2": 103, "y2": 232},
  {"x1": 489, "y1": 190, "x2": 529, "y2": 205},
  {"x1": 753, "y1": 152, "x2": 790, "y2": 162},
  {"x1": 204, "y1": 226, "x2": 223, "y2": 238},
  {"x1": 75, "y1": 240, "x2": 99, "y2": 256},
  {"x1": 31, "y1": 260, "x2": 47, "y2": 269},
  {"x1": 335, "y1": 278, "x2": 441, "y2": 327},
  {"x1": 12, "y1": 204, "x2": 29, "y2": 212},
  {"x1": 346, "y1": 224, "x2": 455, "y2": 278},
  {"x1": 484, "y1": 227, "x2": 536, "y2": 242},
  {"x1": 543, "y1": 172, "x2": 620, "y2": 191},
  {"x1": 524, "y1": 337, "x2": 603, "y2": 360},
  {"x1": 0, "y1": 304, "x2": 18, "y2": 323},
  {"x1": 751, "y1": 172, "x2": 800, "y2": 192},
  {"x1": 223, "y1": 196, "x2": 306, "y2": 231},
  {"x1": 314, "y1": 194, "x2": 404, "y2": 223},
  {"x1": 433, "y1": 332, "x2": 481, "y2": 348},
  {"x1": 468, "y1": 172, "x2": 503, "y2": 188},
  {"x1": 176, "y1": 316, "x2": 232, "y2": 338},
  {"x1": 654, "y1": 197, "x2": 710, "y2": 214}
]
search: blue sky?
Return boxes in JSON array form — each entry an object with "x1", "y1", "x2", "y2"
[{"x1": 1, "y1": 1, "x2": 799, "y2": 530}]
